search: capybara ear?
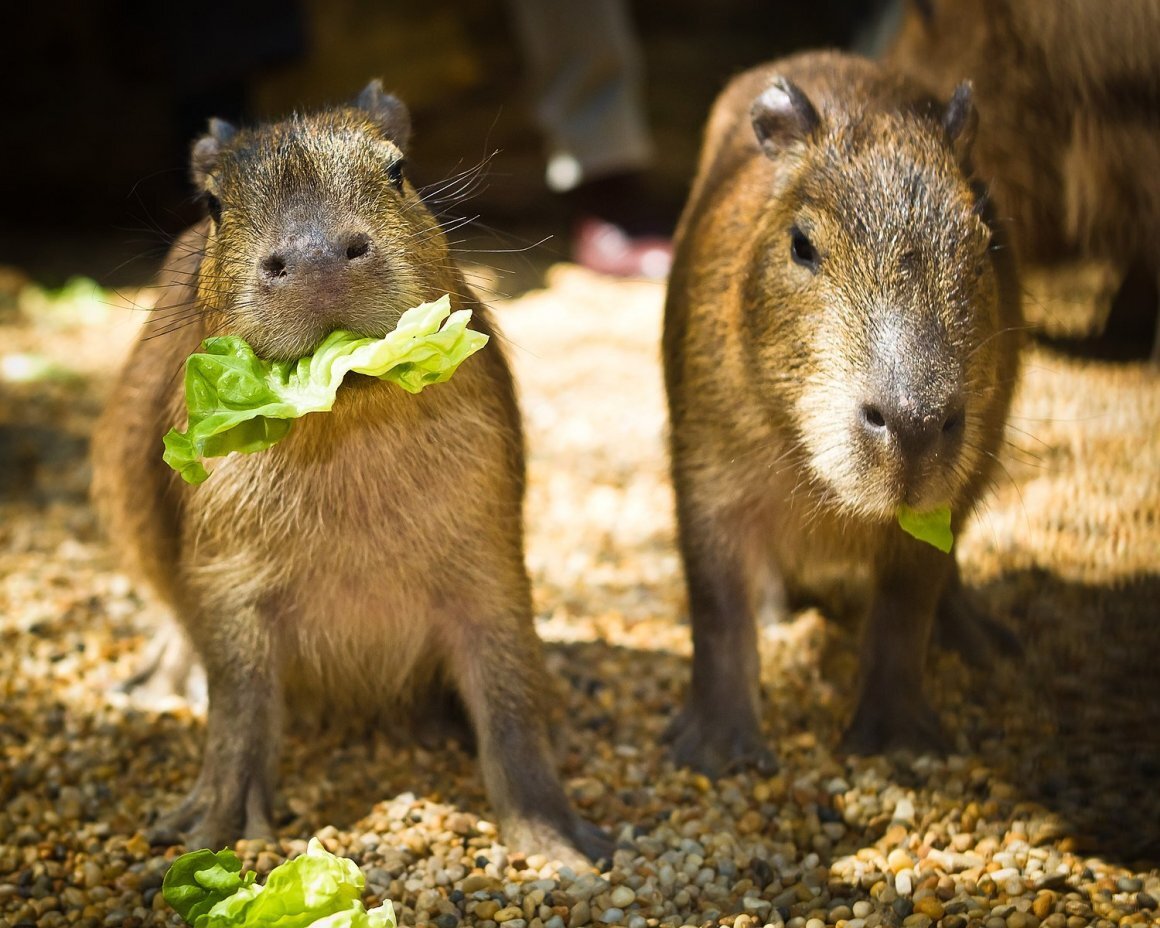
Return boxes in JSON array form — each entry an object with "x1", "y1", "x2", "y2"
[
  {"x1": 355, "y1": 79, "x2": 412, "y2": 151},
  {"x1": 191, "y1": 118, "x2": 237, "y2": 188},
  {"x1": 943, "y1": 81, "x2": 978, "y2": 167},
  {"x1": 750, "y1": 78, "x2": 820, "y2": 157}
]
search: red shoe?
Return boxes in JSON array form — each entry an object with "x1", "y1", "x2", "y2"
[{"x1": 572, "y1": 215, "x2": 673, "y2": 280}]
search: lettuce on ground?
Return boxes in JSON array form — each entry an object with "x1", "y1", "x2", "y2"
[{"x1": 162, "y1": 839, "x2": 397, "y2": 928}]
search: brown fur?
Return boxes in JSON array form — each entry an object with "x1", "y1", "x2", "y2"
[
  {"x1": 663, "y1": 52, "x2": 1022, "y2": 774},
  {"x1": 91, "y1": 86, "x2": 608, "y2": 864},
  {"x1": 888, "y1": 0, "x2": 1160, "y2": 358}
]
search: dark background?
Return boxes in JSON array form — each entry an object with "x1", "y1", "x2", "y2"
[{"x1": 1, "y1": 0, "x2": 890, "y2": 287}]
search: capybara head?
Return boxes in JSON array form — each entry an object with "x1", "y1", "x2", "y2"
[
  {"x1": 741, "y1": 79, "x2": 1012, "y2": 520},
  {"x1": 190, "y1": 81, "x2": 442, "y2": 360}
]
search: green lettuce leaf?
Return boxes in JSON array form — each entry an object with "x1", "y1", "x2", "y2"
[
  {"x1": 306, "y1": 900, "x2": 397, "y2": 928},
  {"x1": 897, "y1": 504, "x2": 954, "y2": 552},
  {"x1": 201, "y1": 838, "x2": 364, "y2": 928},
  {"x1": 163, "y1": 838, "x2": 395, "y2": 928},
  {"x1": 162, "y1": 294, "x2": 488, "y2": 484},
  {"x1": 161, "y1": 848, "x2": 257, "y2": 927}
]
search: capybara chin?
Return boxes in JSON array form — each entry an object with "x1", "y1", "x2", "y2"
[
  {"x1": 90, "y1": 81, "x2": 609, "y2": 866},
  {"x1": 662, "y1": 51, "x2": 1022, "y2": 776}
]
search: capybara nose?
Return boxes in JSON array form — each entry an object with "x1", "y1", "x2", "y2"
[
  {"x1": 859, "y1": 393, "x2": 965, "y2": 463},
  {"x1": 259, "y1": 229, "x2": 374, "y2": 285}
]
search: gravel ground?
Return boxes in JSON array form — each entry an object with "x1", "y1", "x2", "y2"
[{"x1": 1, "y1": 262, "x2": 1158, "y2": 928}]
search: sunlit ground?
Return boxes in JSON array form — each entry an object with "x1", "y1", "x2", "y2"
[{"x1": 1, "y1": 259, "x2": 1158, "y2": 927}]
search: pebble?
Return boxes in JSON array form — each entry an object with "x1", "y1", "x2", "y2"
[{"x1": 568, "y1": 901, "x2": 591, "y2": 928}]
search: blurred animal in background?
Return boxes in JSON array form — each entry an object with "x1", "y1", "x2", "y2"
[{"x1": 889, "y1": 0, "x2": 1160, "y2": 360}]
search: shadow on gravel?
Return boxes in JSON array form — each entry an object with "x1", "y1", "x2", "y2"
[{"x1": 961, "y1": 569, "x2": 1160, "y2": 869}]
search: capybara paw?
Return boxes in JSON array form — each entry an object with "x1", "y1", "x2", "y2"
[
  {"x1": 157, "y1": 784, "x2": 274, "y2": 850},
  {"x1": 839, "y1": 694, "x2": 949, "y2": 757},
  {"x1": 665, "y1": 705, "x2": 777, "y2": 778},
  {"x1": 571, "y1": 818, "x2": 615, "y2": 865},
  {"x1": 503, "y1": 815, "x2": 611, "y2": 871}
]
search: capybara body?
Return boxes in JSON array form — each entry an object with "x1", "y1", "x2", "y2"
[
  {"x1": 91, "y1": 84, "x2": 607, "y2": 864},
  {"x1": 889, "y1": 0, "x2": 1160, "y2": 358},
  {"x1": 663, "y1": 52, "x2": 1022, "y2": 774}
]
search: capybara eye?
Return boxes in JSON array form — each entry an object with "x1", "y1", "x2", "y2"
[
  {"x1": 386, "y1": 158, "x2": 406, "y2": 192},
  {"x1": 790, "y1": 226, "x2": 819, "y2": 271},
  {"x1": 204, "y1": 193, "x2": 223, "y2": 225}
]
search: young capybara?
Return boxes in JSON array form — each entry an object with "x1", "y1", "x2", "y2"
[
  {"x1": 90, "y1": 82, "x2": 608, "y2": 865},
  {"x1": 888, "y1": 0, "x2": 1160, "y2": 359},
  {"x1": 663, "y1": 51, "x2": 1022, "y2": 775}
]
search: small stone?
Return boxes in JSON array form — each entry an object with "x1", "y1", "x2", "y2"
[
  {"x1": 598, "y1": 908, "x2": 624, "y2": 923},
  {"x1": 914, "y1": 898, "x2": 944, "y2": 920},
  {"x1": 1033, "y1": 892, "x2": 1056, "y2": 919},
  {"x1": 1137, "y1": 892, "x2": 1158, "y2": 910},
  {"x1": 888, "y1": 850, "x2": 914, "y2": 874},
  {"x1": 476, "y1": 902, "x2": 501, "y2": 920},
  {"x1": 568, "y1": 901, "x2": 591, "y2": 928},
  {"x1": 893, "y1": 798, "x2": 916, "y2": 825},
  {"x1": 464, "y1": 875, "x2": 498, "y2": 894},
  {"x1": 609, "y1": 886, "x2": 635, "y2": 908},
  {"x1": 495, "y1": 907, "x2": 524, "y2": 922},
  {"x1": 882, "y1": 823, "x2": 909, "y2": 847},
  {"x1": 1117, "y1": 878, "x2": 1144, "y2": 894}
]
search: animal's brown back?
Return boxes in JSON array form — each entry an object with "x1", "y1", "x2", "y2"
[{"x1": 887, "y1": 0, "x2": 1160, "y2": 262}]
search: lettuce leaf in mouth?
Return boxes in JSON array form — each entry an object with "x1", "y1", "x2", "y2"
[
  {"x1": 162, "y1": 838, "x2": 398, "y2": 928},
  {"x1": 161, "y1": 294, "x2": 487, "y2": 484},
  {"x1": 896, "y1": 504, "x2": 954, "y2": 552}
]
